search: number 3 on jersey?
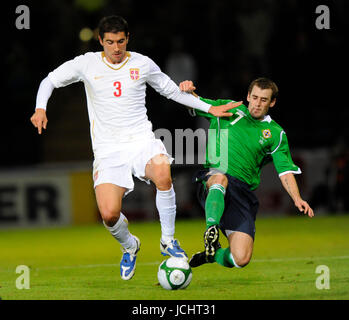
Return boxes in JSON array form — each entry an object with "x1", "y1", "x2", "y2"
[{"x1": 113, "y1": 81, "x2": 122, "y2": 97}]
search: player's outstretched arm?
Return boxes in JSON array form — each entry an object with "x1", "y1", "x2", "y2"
[
  {"x1": 208, "y1": 101, "x2": 242, "y2": 117},
  {"x1": 30, "y1": 76, "x2": 55, "y2": 134},
  {"x1": 179, "y1": 80, "x2": 242, "y2": 117},
  {"x1": 280, "y1": 173, "x2": 314, "y2": 217}
]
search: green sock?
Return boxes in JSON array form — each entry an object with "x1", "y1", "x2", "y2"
[
  {"x1": 205, "y1": 184, "x2": 226, "y2": 228},
  {"x1": 214, "y1": 248, "x2": 235, "y2": 268}
]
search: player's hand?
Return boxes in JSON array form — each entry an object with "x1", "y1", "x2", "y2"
[
  {"x1": 30, "y1": 108, "x2": 48, "y2": 134},
  {"x1": 208, "y1": 101, "x2": 242, "y2": 118},
  {"x1": 179, "y1": 80, "x2": 196, "y2": 93},
  {"x1": 295, "y1": 199, "x2": 314, "y2": 218}
]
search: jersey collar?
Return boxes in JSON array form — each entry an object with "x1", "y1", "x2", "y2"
[
  {"x1": 261, "y1": 115, "x2": 272, "y2": 123},
  {"x1": 101, "y1": 51, "x2": 131, "y2": 70}
]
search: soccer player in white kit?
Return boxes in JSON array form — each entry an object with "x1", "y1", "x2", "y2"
[{"x1": 30, "y1": 15, "x2": 240, "y2": 280}]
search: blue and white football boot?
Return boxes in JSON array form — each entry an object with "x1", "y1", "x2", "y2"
[
  {"x1": 120, "y1": 236, "x2": 141, "y2": 280},
  {"x1": 160, "y1": 238, "x2": 188, "y2": 260}
]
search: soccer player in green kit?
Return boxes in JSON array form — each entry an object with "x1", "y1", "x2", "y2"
[{"x1": 179, "y1": 77, "x2": 314, "y2": 269}]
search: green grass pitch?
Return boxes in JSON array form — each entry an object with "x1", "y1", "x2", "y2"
[{"x1": 0, "y1": 215, "x2": 348, "y2": 300}]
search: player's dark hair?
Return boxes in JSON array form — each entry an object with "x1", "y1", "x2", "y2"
[
  {"x1": 248, "y1": 78, "x2": 279, "y2": 101},
  {"x1": 98, "y1": 15, "x2": 129, "y2": 39}
]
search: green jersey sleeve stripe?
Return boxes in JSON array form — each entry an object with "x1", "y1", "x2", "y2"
[
  {"x1": 268, "y1": 130, "x2": 285, "y2": 155},
  {"x1": 278, "y1": 168, "x2": 302, "y2": 177}
]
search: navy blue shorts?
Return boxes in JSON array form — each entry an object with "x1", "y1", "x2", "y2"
[{"x1": 195, "y1": 169, "x2": 259, "y2": 240}]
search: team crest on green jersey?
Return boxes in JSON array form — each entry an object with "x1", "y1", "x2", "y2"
[{"x1": 262, "y1": 129, "x2": 272, "y2": 139}]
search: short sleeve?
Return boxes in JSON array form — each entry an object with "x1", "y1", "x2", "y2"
[{"x1": 270, "y1": 131, "x2": 301, "y2": 176}]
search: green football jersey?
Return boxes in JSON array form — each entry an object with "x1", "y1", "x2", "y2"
[{"x1": 195, "y1": 97, "x2": 301, "y2": 190}]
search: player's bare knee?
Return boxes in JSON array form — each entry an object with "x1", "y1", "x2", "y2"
[
  {"x1": 156, "y1": 178, "x2": 172, "y2": 191},
  {"x1": 236, "y1": 256, "x2": 251, "y2": 268},
  {"x1": 103, "y1": 213, "x2": 120, "y2": 227},
  {"x1": 146, "y1": 159, "x2": 172, "y2": 190},
  {"x1": 207, "y1": 174, "x2": 228, "y2": 189},
  {"x1": 99, "y1": 206, "x2": 121, "y2": 227},
  {"x1": 231, "y1": 251, "x2": 251, "y2": 268},
  {"x1": 153, "y1": 172, "x2": 172, "y2": 191}
]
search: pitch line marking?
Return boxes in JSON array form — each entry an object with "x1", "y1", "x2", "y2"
[
  {"x1": 15, "y1": 255, "x2": 349, "y2": 272},
  {"x1": 252, "y1": 255, "x2": 349, "y2": 263},
  {"x1": 1, "y1": 256, "x2": 347, "y2": 272}
]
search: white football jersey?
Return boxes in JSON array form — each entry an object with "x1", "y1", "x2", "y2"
[{"x1": 47, "y1": 51, "x2": 209, "y2": 158}]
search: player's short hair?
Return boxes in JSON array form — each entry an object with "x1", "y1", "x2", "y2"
[
  {"x1": 248, "y1": 78, "x2": 279, "y2": 101},
  {"x1": 98, "y1": 15, "x2": 129, "y2": 39}
]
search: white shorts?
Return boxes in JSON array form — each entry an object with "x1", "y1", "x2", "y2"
[{"x1": 92, "y1": 138, "x2": 173, "y2": 196}]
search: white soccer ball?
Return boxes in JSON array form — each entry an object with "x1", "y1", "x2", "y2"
[{"x1": 157, "y1": 257, "x2": 192, "y2": 290}]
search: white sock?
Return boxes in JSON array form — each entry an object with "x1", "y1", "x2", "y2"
[
  {"x1": 156, "y1": 185, "x2": 176, "y2": 243},
  {"x1": 103, "y1": 213, "x2": 136, "y2": 250}
]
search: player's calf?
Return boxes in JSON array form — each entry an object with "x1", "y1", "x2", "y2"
[{"x1": 95, "y1": 183, "x2": 125, "y2": 226}]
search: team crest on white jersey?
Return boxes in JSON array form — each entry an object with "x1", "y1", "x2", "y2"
[
  {"x1": 262, "y1": 129, "x2": 272, "y2": 139},
  {"x1": 130, "y1": 68, "x2": 140, "y2": 80}
]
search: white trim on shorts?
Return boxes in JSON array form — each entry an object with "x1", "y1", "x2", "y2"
[{"x1": 225, "y1": 230, "x2": 236, "y2": 237}]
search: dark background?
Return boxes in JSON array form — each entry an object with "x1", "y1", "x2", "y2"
[{"x1": 3, "y1": 0, "x2": 348, "y2": 168}]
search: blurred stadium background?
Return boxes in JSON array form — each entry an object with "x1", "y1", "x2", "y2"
[{"x1": 2, "y1": 0, "x2": 348, "y2": 230}]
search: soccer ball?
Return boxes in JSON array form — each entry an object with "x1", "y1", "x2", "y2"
[{"x1": 157, "y1": 257, "x2": 192, "y2": 290}]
